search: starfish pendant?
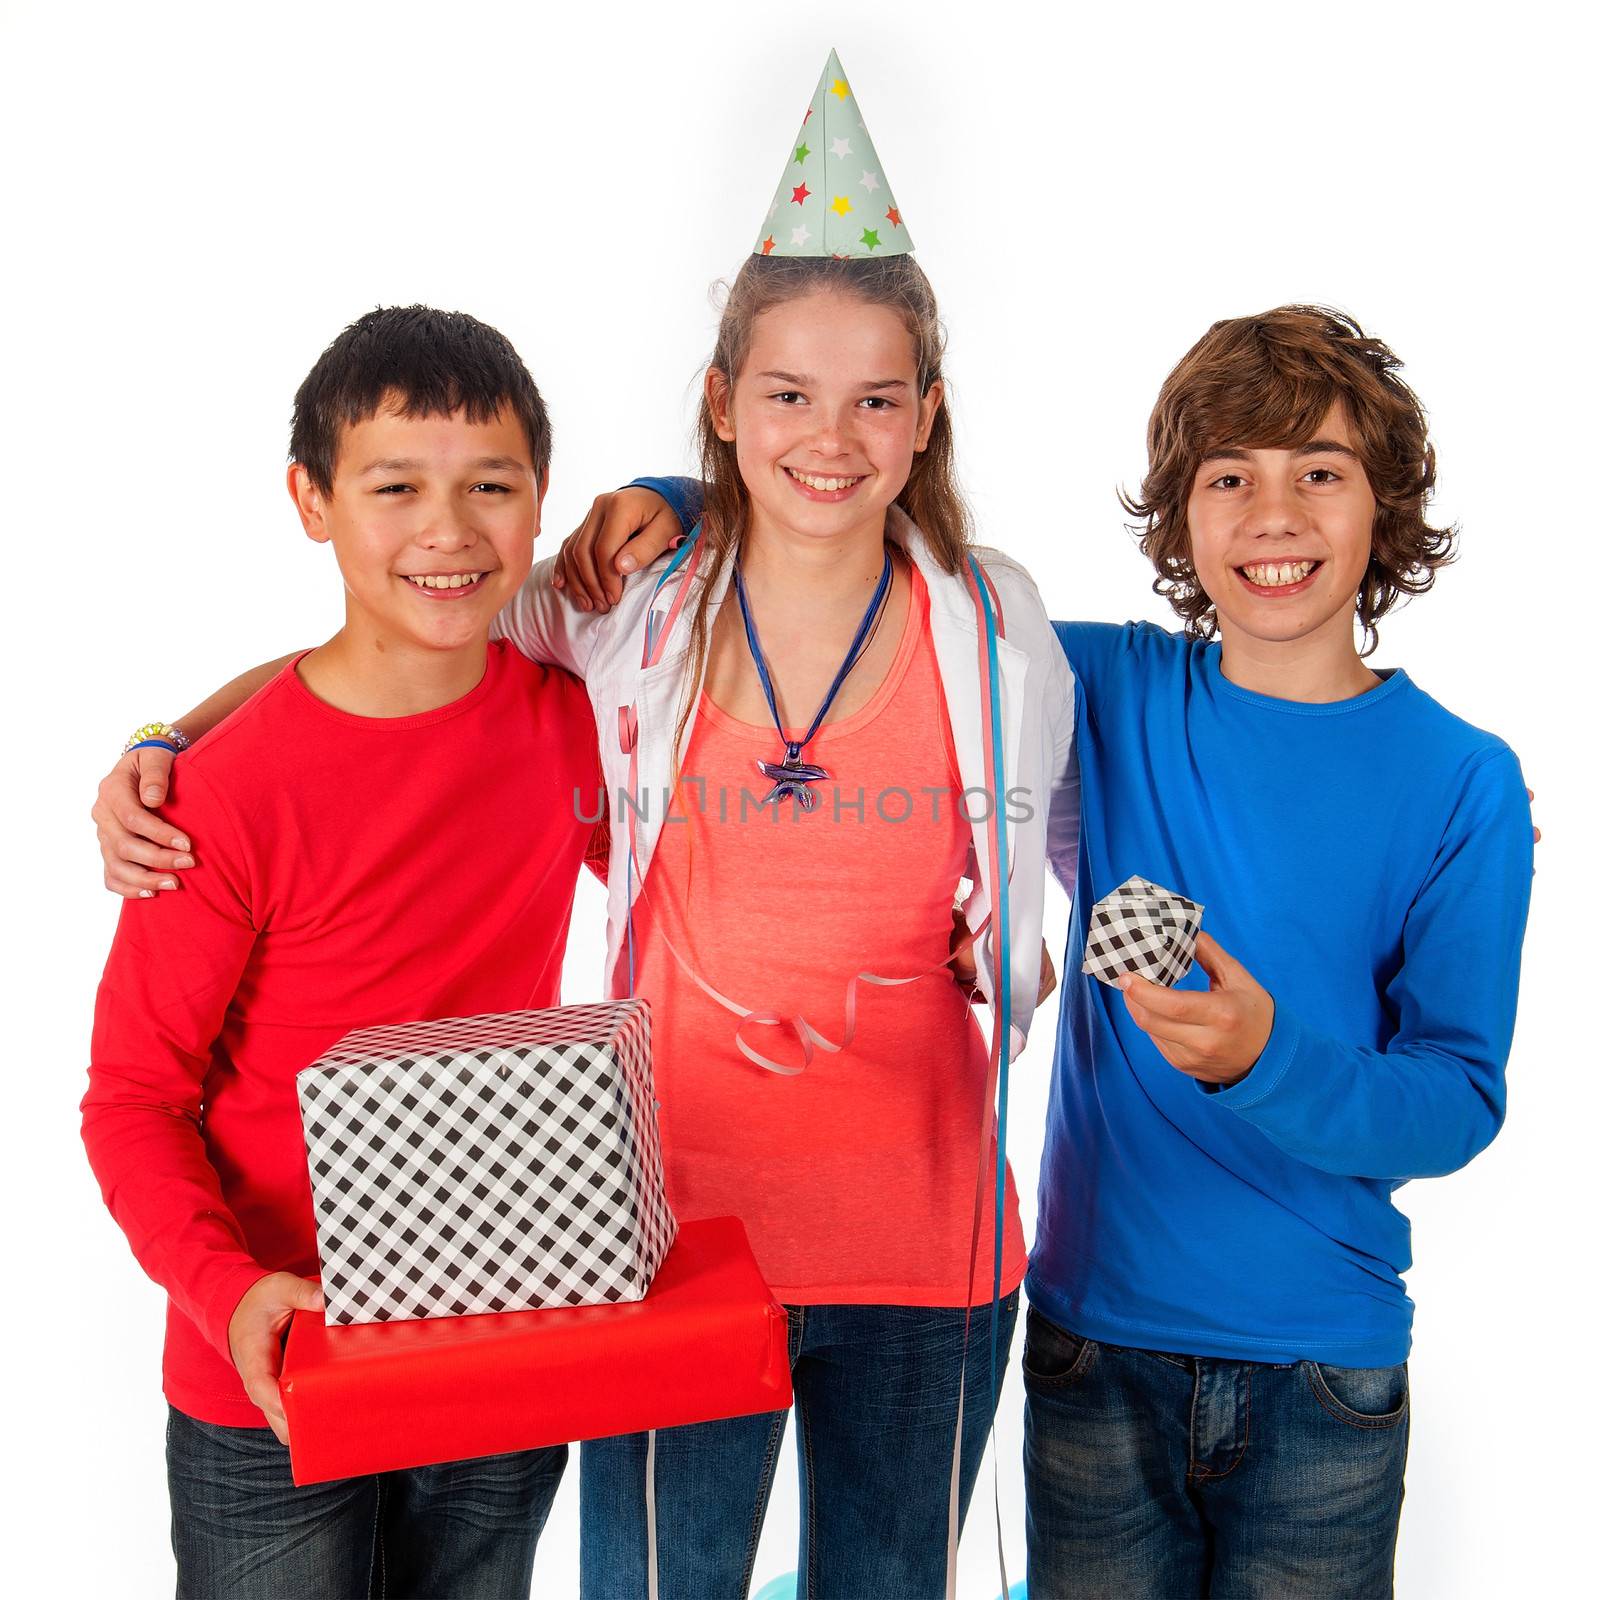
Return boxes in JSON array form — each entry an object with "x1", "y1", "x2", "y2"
[{"x1": 755, "y1": 744, "x2": 829, "y2": 811}]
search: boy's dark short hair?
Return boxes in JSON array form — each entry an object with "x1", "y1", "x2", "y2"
[
  {"x1": 1123, "y1": 305, "x2": 1456, "y2": 651},
  {"x1": 290, "y1": 305, "x2": 552, "y2": 494}
]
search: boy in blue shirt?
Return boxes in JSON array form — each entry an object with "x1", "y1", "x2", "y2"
[{"x1": 1022, "y1": 307, "x2": 1533, "y2": 1598}]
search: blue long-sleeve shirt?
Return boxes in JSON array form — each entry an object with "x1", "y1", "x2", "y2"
[{"x1": 1026, "y1": 622, "x2": 1534, "y2": 1366}]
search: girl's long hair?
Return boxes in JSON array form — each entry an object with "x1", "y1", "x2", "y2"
[{"x1": 673, "y1": 254, "x2": 969, "y2": 754}]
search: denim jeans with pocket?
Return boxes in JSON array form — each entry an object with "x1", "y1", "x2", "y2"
[
  {"x1": 166, "y1": 1406, "x2": 567, "y2": 1599},
  {"x1": 1021, "y1": 1307, "x2": 1408, "y2": 1599},
  {"x1": 579, "y1": 1292, "x2": 1019, "y2": 1599}
]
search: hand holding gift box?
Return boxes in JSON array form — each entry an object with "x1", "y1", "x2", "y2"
[
  {"x1": 1085, "y1": 878, "x2": 1276, "y2": 1089},
  {"x1": 228, "y1": 1271, "x2": 325, "y2": 1446}
]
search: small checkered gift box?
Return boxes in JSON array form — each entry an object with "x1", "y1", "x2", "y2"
[
  {"x1": 1081, "y1": 876, "x2": 1205, "y2": 989},
  {"x1": 297, "y1": 1000, "x2": 677, "y2": 1326}
]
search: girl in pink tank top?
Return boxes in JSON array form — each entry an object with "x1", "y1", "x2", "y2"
[{"x1": 578, "y1": 250, "x2": 1051, "y2": 1598}]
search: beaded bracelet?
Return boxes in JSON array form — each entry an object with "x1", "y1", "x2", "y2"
[{"x1": 123, "y1": 721, "x2": 192, "y2": 756}]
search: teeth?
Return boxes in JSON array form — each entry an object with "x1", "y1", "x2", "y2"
[
  {"x1": 788, "y1": 469, "x2": 864, "y2": 492},
  {"x1": 1242, "y1": 560, "x2": 1315, "y2": 588},
  {"x1": 406, "y1": 573, "x2": 483, "y2": 590}
]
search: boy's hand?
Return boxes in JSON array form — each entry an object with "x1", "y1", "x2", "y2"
[
  {"x1": 947, "y1": 908, "x2": 1058, "y2": 1007},
  {"x1": 1118, "y1": 931, "x2": 1274, "y2": 1087},
  {"x1": 949, "y1": 907, "x2": 980, "y2": 992},
  {"x1": 92, "y1": 747, "x2": 194, "y2": 897},
  {"x1": 227, "y1": 1272, "x2": 324, "y2": 1446},
  {"x1": 1036, "y1": 942, "x2": 1058, "y2": 1007},
  {"x1": 551, "y1": 487, "x2": 681, "y2": 613}
]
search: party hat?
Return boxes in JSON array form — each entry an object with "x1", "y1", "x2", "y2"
[{"x1": 753, "y1": 48, "x2": 913, "y2": 260}]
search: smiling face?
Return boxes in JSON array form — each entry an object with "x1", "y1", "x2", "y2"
[
  {"x1": 289, "y1": 397, "x2": 543, "y2": 658},
  {"x1": 707, "y1": 288, "x2": 943, "y2": 549},
  {"x1": 1186, "y1": 403, "x2": 1378, "y2": 652}
]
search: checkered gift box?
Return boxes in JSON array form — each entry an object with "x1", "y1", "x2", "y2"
[
  {"x1": 1081, "y1": 876, "x2": 1205, "y2": 988},
  {"x1": 297, "y1": 1000, "x2": 677, "y2": 1326}
]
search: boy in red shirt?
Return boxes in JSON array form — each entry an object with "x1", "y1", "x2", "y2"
[{"x1": 82, "y1": 306, "x2": 601, "y2": 1599}]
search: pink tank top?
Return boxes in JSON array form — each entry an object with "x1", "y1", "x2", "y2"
[{"x1": 627, "y1": 564, "x2": 1026, "y2": 1305}]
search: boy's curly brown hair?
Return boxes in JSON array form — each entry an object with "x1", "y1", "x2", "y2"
[{"x1": 1122, "y1": 306, "x2": 1456, "y2": 654}]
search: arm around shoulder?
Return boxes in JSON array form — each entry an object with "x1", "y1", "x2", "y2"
[
  {"x1": 177, "y1": 653, "x2": 299, "y2": 744},
  {"x1": 95, "y1": 652, "x2": 301, "y2": 898}
]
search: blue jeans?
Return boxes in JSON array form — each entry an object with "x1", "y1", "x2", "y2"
[
  {"x1": 580, "y1": 1292, "x2": 1019, "y2": 1599},
  {"x1": 166, "y1": 1406, "x2": 566, "y2": 1599},
  {"x1": 1021, "y1": 1308, "x2": 1409, "y2": 1599}
]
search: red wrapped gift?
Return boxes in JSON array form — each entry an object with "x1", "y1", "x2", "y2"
[{"x1": 281, "y1": 1216, "x2": 790, "y2": 1485}]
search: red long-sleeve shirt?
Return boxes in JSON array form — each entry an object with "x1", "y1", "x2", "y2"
[{"x1": 83, "y1": 645, "x2": 601, "y2": 1427}]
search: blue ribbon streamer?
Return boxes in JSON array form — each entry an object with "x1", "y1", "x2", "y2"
[{"x1": 966, "y1": 551, "x2": 1012, "y2": 1413}]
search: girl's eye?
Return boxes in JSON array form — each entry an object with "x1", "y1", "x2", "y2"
[
  {"x1": 771, "y1": 391, "x2": 805, "y2": 405},
  {"x1": 860, "y1": 396, "x2": 894, "y2": 411}
]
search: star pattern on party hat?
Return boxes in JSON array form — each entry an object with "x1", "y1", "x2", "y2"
[{"x1": 753, "y1": 48, "x2": 913, "y2": 259}]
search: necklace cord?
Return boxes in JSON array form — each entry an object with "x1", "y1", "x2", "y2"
[{"x1": 734, "y1": 549, "x2": 894, "y2": 758}]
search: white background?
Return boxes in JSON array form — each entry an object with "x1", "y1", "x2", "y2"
[{"x1": 3, "y1": 1, "x2": 1593, "y2": 1595}]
